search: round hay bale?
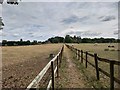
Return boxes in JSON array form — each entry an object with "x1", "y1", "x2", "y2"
[{"x1": 94, "y1": 43, "x2": 98, "y2": 46}]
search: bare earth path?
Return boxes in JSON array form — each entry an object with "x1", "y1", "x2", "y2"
[{"x1": 56, "y1": 45, "x2": 88, "y2": 88}]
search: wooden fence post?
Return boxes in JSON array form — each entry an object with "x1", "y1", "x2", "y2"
[
  {"x1": 51, "y1": 61, "x2": 54, "y2": 90},
  {"x1": 81, "y1": 50, "x2": 83, "y2": 63},
  {"x1": 94, "y1": 53, "x2": 99, "y2": 80},
  {"x1": 57, "y1": 56, "x2": 59, "y2": 78},
  {"x1": 59, "y1": 52, "x2": 62, "y2": 67},
  {"x1": 77, "y1": 49, "x2": 79, "y2": 59},
  {"x1": 74, "y1": 48, "x2": 76, "y2": 54},
  {"x1": 85, "y1": 51, "x2": 88, "y2": 68},
  {"x1": 61, "y1": 51, "x2": 62, "y2": 61},
  {"x1": 78, "y1": 50, "x2": 80, "y2": 60},
  {"x1": 72, "y1": 46, "x2": 73, "y2": 51},
  {"x1": 60, "y1": 53, "x2": 62, "y2": 64},
  {"x1": 59, "y1": 55, "x2": 61, "y2": 68},
  {"x1": 76, "y1": 49, "x2": 77, "y2": 58},
  {"x1": 110, "y1": 61, "x2": 114, "y2": 90},
  {"x1": 61, "y1": 47, "x2": 64, "y2": 61}
]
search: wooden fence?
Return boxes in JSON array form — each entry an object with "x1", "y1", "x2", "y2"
[
  {"x1": 26, "y1": 45, "x2": 64, "y2": 90},
  {"x1": 66, "y1": 44, "x2": 120, "y2": 90}
]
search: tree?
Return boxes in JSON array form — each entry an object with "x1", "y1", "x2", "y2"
[
  {"x1": 0, "y1": 0, "x2": 19, "y2": 5},
  {"x1": 2, "y1": 40, "x2": 7, "y2": 46},
  {"x1": 76, "y1": 36, "x2": 81, "y2": 43},
  {"x1": 0, "y1": 0, "x2": 4, "y2": 4},
  {"x1": 26, "y1": 40, "x2": 31, "y2": 45},
  {"x1": 0, "y1": 17, "x2": 4, "y2": 30},
  {"x1": 47, "y1": 36, "x2": 64, "y2": 43},
  {"x1": 20, "y1": 39, "x2": 23, "y2": 42},
  {"x1": 0, "y1": 0, "x2": 20, "y2": 30},
  {"x1": 31, "y1": 40, "x2": 38, "y2": 45},
  {"x1": 65, "y1": 35, "x2": 73, "y2": 43}
]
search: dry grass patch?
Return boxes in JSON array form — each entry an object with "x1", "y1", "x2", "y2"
[{"x1": 2, "y1": 44, "x2": 63, "y2": 88}]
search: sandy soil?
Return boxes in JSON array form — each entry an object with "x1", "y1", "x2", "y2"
[{"x1": 2, "y1": 44, "x2": 62, "y2": 88}]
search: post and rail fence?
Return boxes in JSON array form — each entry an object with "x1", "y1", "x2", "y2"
[
  {"x1": 26, "y1": 44, "x2": 120, "y2": 90},
  {"x1": 26, "y1": 45, "x2": 64, "y2": 90},
  {"x1": 66, "y1": 44, "x2": 120, "y2": 90}
]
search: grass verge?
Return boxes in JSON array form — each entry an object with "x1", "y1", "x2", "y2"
[
  {"x1": 70, "y1": 49, "x2": 106, "y2": 89},
  {"x1": 55, "y1": 55, "x2": 68, "y2": 88}
]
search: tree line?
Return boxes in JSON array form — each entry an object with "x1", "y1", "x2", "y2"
[
  {"x1": 45, "y1": 35, "x2": 119, "y2": 43},
  {"x1": 2, "y1": 39, "x2": 39, "y2": 46},
  {"x1": 1, "y1": 35, "x2": 120, "y2": 46}
]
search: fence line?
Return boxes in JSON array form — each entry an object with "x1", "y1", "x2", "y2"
[
  {"x1": 66, "y1": 44, "x2": 120, "y2": 90},
  {"x1": 26, "y1": 45, "x2": 64, "y2": 89}
]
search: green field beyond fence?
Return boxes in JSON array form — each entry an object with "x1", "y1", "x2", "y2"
[{"x1": 66, "y1": 44, "x2": 120, "y2": 90}]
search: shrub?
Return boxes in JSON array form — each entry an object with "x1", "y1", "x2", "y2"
[
  {"x1": 110, "y1": 49, "x2": 115, "y2": 51},
  {"x1": 104, "y1": 49, "x2": 109, "y2": 51}
]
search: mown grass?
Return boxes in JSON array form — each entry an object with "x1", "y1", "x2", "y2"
[{"x1": 55, "y1": 55, "x2": 68, "y2": 88}]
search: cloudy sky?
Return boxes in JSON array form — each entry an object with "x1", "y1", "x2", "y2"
[{"x1": 0, "y1": 0, "x2": 119, "y2": 41}]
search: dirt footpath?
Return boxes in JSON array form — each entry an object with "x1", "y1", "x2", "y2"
[{"x1": 56, "y1": 46, "x2": 88, "y2": 88}]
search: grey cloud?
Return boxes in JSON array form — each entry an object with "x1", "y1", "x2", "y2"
[
  {"x1": 61, "y1": 15, "x2": 79, "y2": 24},
  {"x1": 66, "y1": 30, "x2": 102, "y2": 37},
  {"x1": 32, "y1": 25, "x2": 44, "y2": 28},
  {"x1": 30, "y1": 34, "x2": 34, "y2": 37},
  {"x1": 67, "y1": 31, "x2": 83, "y2": 35},
  {"x1": 79, "y1": 16, "x2": 89, "y2": 21},
  {"x1": 28, "y1": 32, "x2": 34, "y2": 35},
  {"x1": 0, "y1": 30, "x2": 12, "y2": 37},
  {"x1": 61, "y1": 15, "x2": 89, "y2": 24},
  {"x1": 114, "y1": 30, "x2": 120, "y2": 35},
  {"x1": 0, "y1": 32, "x2": 7, "y2": 36},
  {"x1": 30, "y1": 33, "x2": 43, "y2": 38},
  {"x1": 30, "y1": 35, "x2": 43, "y2": 38},
  {"x1": 99, "y1": 15, "x2": 116, "y2": 22},
  {"x1": 82, "y1": 31, "x2": 102, "y2": 36},
  {"x1": 2, "y1": 2, "x2": 117, "y2": 40}
]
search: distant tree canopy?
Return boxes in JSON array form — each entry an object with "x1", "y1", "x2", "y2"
[
  {"x1": 47, "y1": 36, "x2": 64, "y2": 43},
  {"x1": 45, "y1": 35, "x2": 119, "y2": 43},
  {"x1": 2, "y1": 39, "x2": 40, "y2": 46},
  {"x1": 65, "y1": 35, "x2": 73, "y2": 43},
  {"x1": 64, "y1": 35, "x2": 81, "y2": 43},
  {"x1": 1, "y1": 35, "x2": 120, "y2": 46}
]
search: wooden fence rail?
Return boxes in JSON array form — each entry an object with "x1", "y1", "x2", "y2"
[
  {"x1": 26, "y1": 45, "x2": 64, "y2": 90},
  {"x1": 66, "y1": 44, "x2": 120, "y2": 90}
]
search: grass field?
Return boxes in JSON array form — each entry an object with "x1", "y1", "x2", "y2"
[
  {"x1": 1, "y1": 43, "x2": 120, "y2": 88},
  {"x1": 68, "y1": 43, "x2": 119, "y2": 88},
  {"x1": 2, "y1": 44, "x2": 62, "y2": 88},
  {"x1": 73, "y1": 43, "x2": 119, "y2": 60}
]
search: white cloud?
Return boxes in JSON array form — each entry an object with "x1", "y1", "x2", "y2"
[
  {"x1": 22, "y1": 0, "x2": 120, "y2": 2},
  {"x1": 1, "y1": 1, "x2": 118, "y2": 41}
]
